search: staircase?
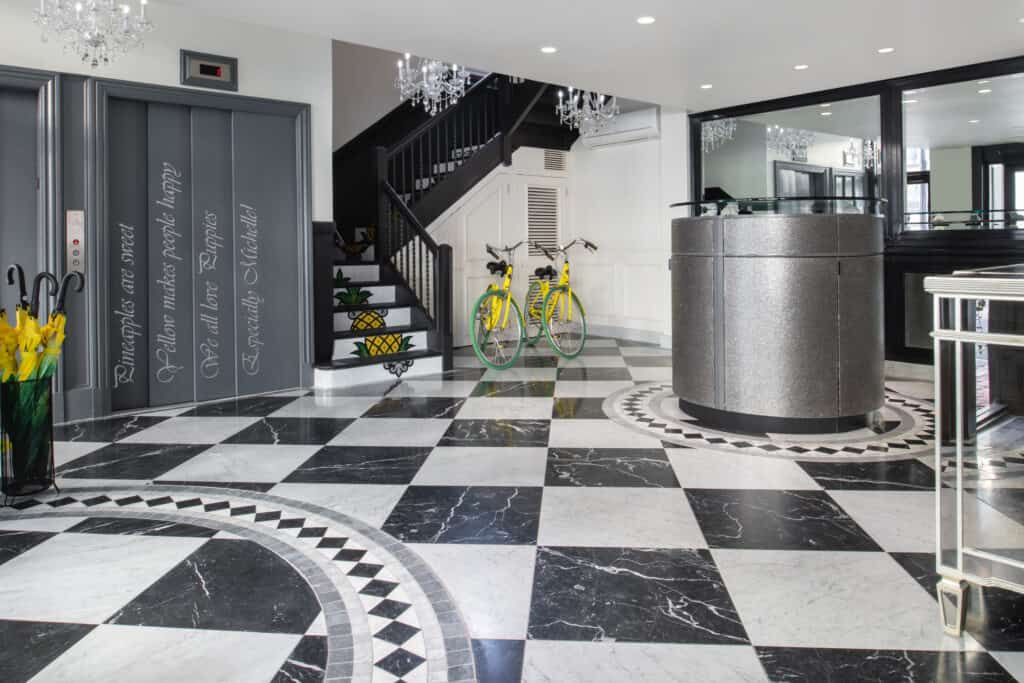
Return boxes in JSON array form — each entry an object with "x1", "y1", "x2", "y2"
[{"x1": 313, "y1": 74, "x2": 575, "y2": 388}]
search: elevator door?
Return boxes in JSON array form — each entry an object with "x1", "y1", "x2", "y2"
[
  {"x1": 107, "y1": 97, "x2": 301, "y2": 411},
  {"x1": 0, "y1": 87, "x2": 41, "y2": 317}
]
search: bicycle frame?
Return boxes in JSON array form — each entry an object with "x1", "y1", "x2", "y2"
[{"x1": 485, "y1": 263, "x2": 516, "y2": 331}]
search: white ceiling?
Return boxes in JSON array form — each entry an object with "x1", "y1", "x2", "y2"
[
  {"x1": 165, "y1": 0, "x2": 1024, "y2": 110},
  {"x1": 904, "y1": 72, "x2": 1024, "y2": 149}
]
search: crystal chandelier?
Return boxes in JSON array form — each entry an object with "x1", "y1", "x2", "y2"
[
  {"x1": 701, "y1": 118, "x2": 737, "y2": 153},
  {"x1": 767, "y1": 125, "x2": 816, "y2": 159},
  {"x1": 33, "y1": 0, "x2": 154, "y2": 68},
  {"x1": 556, "y1": 88, "x2": 620, "y2": 137},
  {"x1": 395, "y1": 54, "x2": 470, "y2": 116}
]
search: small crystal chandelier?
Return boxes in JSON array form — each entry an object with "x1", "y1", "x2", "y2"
[
  {"x1": 767, "y1": 125, "x2": 816, "y2": 159},
  {"x1": 556, "y1": 88, "x2": 619, "y2": 137},
  {"x1": 395, "y1": 54, "x2": 470, "y2": 116},
  {"x1": 701, "y1": 118, "x2": 737, "y2": 153},
  {"x1": 34, "y1": 0, "x2": 154, "y2": 68}
]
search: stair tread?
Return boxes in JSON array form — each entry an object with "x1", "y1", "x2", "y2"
[
  {"x1": 318, "y1": 348, "x2": 440, "y2": 370},
  {"x1": 334, "y1": 324, "x2": 428, "y2": 340},
  {"x1": 333, "y1": 259, "x2": 379, "y2": 266},
  {"x1": 334, "y1": 301, "x2": 410, "y2": 313},
  {"x1": 333, "y1": 280, "x2": 392, "y2": 289}
]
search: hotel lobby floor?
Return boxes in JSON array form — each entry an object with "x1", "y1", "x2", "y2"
[{"x1": 2, "y1": 338, "x2": 1023, "y2": 682}]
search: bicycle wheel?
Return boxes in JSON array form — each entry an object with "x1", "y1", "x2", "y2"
[
  {"x1": 524, "y1": 282, "x2": 545, "y2": 346},
  {"x1": 542, "y1": 286, "x2": 586, "y2": 359},
  {"x1": 470, "y1": 290, "x2": 525, "y2": 370}
]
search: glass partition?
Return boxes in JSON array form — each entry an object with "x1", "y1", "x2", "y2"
[
  {"x1": 903, "y1": 72, "x2": 1024, "y2": 230},
  {"x1": 700, "y1": 95, "x2": 881, "y2": 214}
]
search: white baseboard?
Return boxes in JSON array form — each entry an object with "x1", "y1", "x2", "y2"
[
  {"x1": 885, "y1": 360, "x2": 933, "y2": 381},
  {"x1": 589, "y1": 323, "x2": 670, "y2": 348}
]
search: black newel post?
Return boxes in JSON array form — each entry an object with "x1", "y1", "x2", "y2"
[
  {"x1": 437, "y1": 244, "x2": 454, "y2": 371},
  {"x1": 312, "y1": 221, "x2": 336, "y2": 366}
]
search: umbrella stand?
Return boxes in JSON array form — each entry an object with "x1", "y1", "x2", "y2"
[{"x1": 0, "y1": 376, "x2": 58, "y2": 504}]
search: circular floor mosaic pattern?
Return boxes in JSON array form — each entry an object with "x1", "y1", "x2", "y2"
[
  {"x1": 604, "y1": 383, "x2": 936, "y2": 462},
  {"x1": 0, "y1": 485, "x2": 476, "y2": 683}
]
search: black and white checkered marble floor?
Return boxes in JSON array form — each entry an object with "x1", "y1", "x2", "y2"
[{"x1": 5, "y1": 337, "x2": 1024, "y2": 682}]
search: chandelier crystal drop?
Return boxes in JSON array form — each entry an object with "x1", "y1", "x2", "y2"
[
  {"x1": 556, "y1": 88, "x2": 620, "y2": 137},
  {"x1": 395, "y1": 54, "x2": 470, "y2": 116},
  {"x1": 766, "y1": 124, "x2": 816, "y2": 159},
  {"x1": 701, "y1": 118, "x2": 737, "y2": 153},
  {"x1": 33, "y1": 0, "x2": 154, "y2": 68}
]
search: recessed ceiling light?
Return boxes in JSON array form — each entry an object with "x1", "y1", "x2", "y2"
[
  {"x1": 540, "y1": 46, "x2": 558, "y2": 54},
  {"x1": 700, "y1": 83, "x2": 713, "y2": 90},
  {"x1": 903, "y1": 99, "x2": 918, "y2": 104},
  {"x1": 969, "y1": 119, "x2": 980, "y2": 124},
  {"x1": 793, "y1": 64, "x2": 809, "y2": 71},
  {"x1": 820, "y1": 111, "x2": 832, "y2": 117},
  {"x1": 819, "y1": 103, "x2": 831, "y2": 108},
  {"x1": 877, "y1": 47, "x2": 895, "y2": 54},
  {"x1": 1018, "y1": 17, "x2": 1024, "y2": 23},
  {"x1": 979, "y1": 88, "x2": 992, "y2": 94},
  {"x1": 978, "y1": 80, "x2": 991, "y2": 85},
  {"x1": 636, "y1": 15, "x2": 656, "y2": 25}
]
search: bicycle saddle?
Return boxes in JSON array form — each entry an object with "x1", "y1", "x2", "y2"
[
  {"x1": 487, "y1": 260, "x2": 507, "y2": 275},
  {"x1": 534, "y1": 265, "x2": 557, "y2": 279}
]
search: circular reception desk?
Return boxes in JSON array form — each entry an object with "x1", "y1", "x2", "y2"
[{"x1": 670, "y1": 199, "x2": 885, "y2": 434}]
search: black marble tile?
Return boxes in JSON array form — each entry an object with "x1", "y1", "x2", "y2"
[
  {"x1": 56, "y1": 443, "x2": 210, "y2": 480},
  {"x1": 472, "y1": 639, "x2": 525, "y2": 683},
  {"x1": 684, "y1": 489, "x2": 882, "y2": 551},
  {"x1": 107, "y1": 538, "x2": 319, "y2": 633},
  {"x1": 53, "y1": 415, "x2": 168, "y2": 443},
  {"x1": 375, "y1": 620, "x2": 419, "y2": 645},
  {"x1": 283, "y1": 446, "x2": 431, "y2": 484},
  {"x1": 383, "y1": 486, "x2": 542, "y2": 544},
  {"x1": 0, "y1": 620, "x2": 95, "y2": 683},
  {"x1": 222, "y1": 417, "x2": 353, "y2": 445},
  {"x1": 438, "y1": 419, "x2": 550, "y2": 447},
  {"x1": 545, "y1": 447, "x2": 680, "y2": 487},
  {"x1": 621, "y1": 356, "x2": 673, "y2": 367},
  {"x1": 974, "y1": 487, "x2": 1024, "y2": 526},
  {"x1": 0, "y1": 530, "x2": 55, "y2": 566},
  {"x1": 796, "y1": 460, "x2": 936, "y2": 491},
  {"x1": 518, "y1": 356, "x2": 559, "y2": 368},
  {"x1": 362, "y1": 397, "x2": 465, "y2": 419},
  {"x1": 527, "y1": 546, "x2": 749, "y2": 644},
  {"x1": 369, "y1": 599, "x2": 411, "y2": 619},
  {"x1": 551, "y1": 398, "x2": 609, "y2": 419},
  {"x1": 889, "y1": 551, "x2": 938, "y2": 598},
  {"x1": 756, "y1": 647, "x2": 1014, "y2": 682},
  {"x1": 376, "y1": 648, "x2": 426, "y2": 677},
  {"x1": 66, "y1": 516, "x2": 217, "y2": 538},
  {"x1": 965, "y1": 584, "x2": 1024, "y2": 651},
  {"x1": 557, "y1": 367, "x2": 632, "y2": 381},
  {"x1": 272, "y1": 635, "x2": 326, "y2": 683},
  {"x1": 471, "y1": 381, "x2": 556, "y2": 398},
  {"x1": 179, "y1": 395, "x2": 300, "y2": 417}
]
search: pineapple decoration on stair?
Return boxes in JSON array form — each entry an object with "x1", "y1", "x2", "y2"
[{"x1": 334, "y1": 269, "x2": 416, "y2": 377}]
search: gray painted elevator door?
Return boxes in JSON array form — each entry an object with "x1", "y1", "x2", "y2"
[{"x1": 0, "y1": 88, "x2": 41, "y2": 317}]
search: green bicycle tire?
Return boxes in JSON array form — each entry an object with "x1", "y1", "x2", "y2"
[
  {"x1": 541, "y1": 286, "x2": 587, "y2": 359},
  {"x1": 470, "y1": 289, "x2": 525, "y2": 370}
]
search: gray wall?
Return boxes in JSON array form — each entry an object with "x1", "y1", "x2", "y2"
[{"x1": 332, "y1": 39, "x2": 404, "y2": 150}]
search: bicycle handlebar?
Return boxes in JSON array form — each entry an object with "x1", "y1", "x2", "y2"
[
  {"x1": 532, "y1": 241, "x2": 556, "y2": 261},
  {"x1": 549, "y1": 238, "x2": 599, "y2": 255},
  {"x1": 485, "y1": 241, "x2": 526, "y2": 258}
]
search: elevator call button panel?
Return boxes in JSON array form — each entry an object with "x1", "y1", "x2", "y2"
[{"x1": 66, "y1": 210, "x2": 85, "y2": 274}]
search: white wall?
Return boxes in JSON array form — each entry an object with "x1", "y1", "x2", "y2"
[
  {"x1": 0, "y1": 1, "x2": 333, "y2": 221},
  {"x1": 930, "y1": 146, "x2": 973, "y2": 212},
  {"x1": 332, "y1": 40, "x2": 405, "y2": 150}
]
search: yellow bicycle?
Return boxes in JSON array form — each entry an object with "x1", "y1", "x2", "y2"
[
  {"x1": 470, "y1": 241, "x2": 527, "y2": 370},
  {"x1": 529, "y1": 238, "x2": 597, "y2": 359}
]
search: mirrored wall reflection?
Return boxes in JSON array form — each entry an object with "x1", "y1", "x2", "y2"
[
  {"x1": 701, "y1": 95, "x2": 881, "y2": 213},
  {"x1": 903, "y1": 72, "x2": 1024, "y2": 230}
]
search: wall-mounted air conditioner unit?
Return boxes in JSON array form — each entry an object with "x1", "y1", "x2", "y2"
[{"x1": 579, "y1": 106, "x2": 660, "y2": 148}]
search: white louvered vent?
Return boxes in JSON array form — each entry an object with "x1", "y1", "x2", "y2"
[
  {"x1": 527, "y1": 185, "x2": 560, "y2": 256},
  {"x1": 543, "y1": 149, "x2": 567, "y2": 172}
]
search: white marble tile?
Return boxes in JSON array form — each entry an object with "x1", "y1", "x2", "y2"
[
  {"x1": 157, "y1": 444, "x2": 320, "y2": 483},
  {"x1": 557, "y1": 355, "x2": 627, "y2": 368},
  {"x1": 990, "y1": 651, "x2": 1024, "y2": 681},
  {"x1": 34, "y1": 624, "x2": 302, "y2": 683},
  {"x1": 267, "y1": 389, "x2": 311, "y2": 398},
  {"x1": 54, "y1": 441, "x2": 108, "y2": 467},
  {"x1": 328, "y1": 418, "x2": 451, "y2": 447},
  {"x1": 119, "y1": 417, "x2": 259, "y2": 444},
  {"x1": 538, "y1": 488, "x2": 707, "y2": 548},
  {"x1": 306, "y1": 611, "x2": 328, "y2": 637},
  {"x1": 388, "y1": 381, "x2": 480, "y2": 398},
  {"x1": 554, "y1": 381, "x2": 634, "y2": 398},
  {"x1": 585, "y1": 339, "x2": 620, "y2": 348},
  {"x1": 456, "y1": 397, "x2": 554, "y2": 420},
  {"x1": 828, "y1": 489, "x2": 1024, "y2": 553},
  {"x1": 548, "y1": 419, "x2": 663, "y2": 449},
  {"x1": 0, "y1": 533, "x2": 206, "y2": 623},
  {"x1": 522, "y1": 642, "x2": 767, "y2": 682},
  {"x1": 131, "y1": 406, "x2": 195, "y2": 418},
  {"x1": 268, "y1": 482, "x2": 407, "y2": 527},
  {"x1": 410, "y1": 544, "x2": 535, "y2": 639},
  {"x1": 268, "y1": 395, "x2": 381, "y2": 419},
  {"x1": 481, "y1": 368, "x2": 559, "y2": 382},
  {"x1": 712, "y1": 548, "x2": 982, "y2": 651},
  {"x1": 886, "y1": 379, "x2": 935, "y2": 401},
  {"x1": 0, "y1": 516, "x2": 86, "y2": 532},
  {"x1": 56, "y1": 478, "x2": 151, "y2": 489},
  {"x1": 413, "y1": 447, "x2": 547, "y2": 486},
  {"x1": 628, "y1": 367, "x2": 673, "y2": 382},
  {"x1": 618, "y1": 347, "x2": 672, "y2": 357},
  {"x1": 667, "y1": 448, "x2": 822, "y2": 490}
]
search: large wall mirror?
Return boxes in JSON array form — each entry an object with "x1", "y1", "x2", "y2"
[
  {"x1": 903, "y1": 72, "x2": 1024, "y2": 229},
  {"x1": 700, "y1": 95, "x2": 881, "y2": 210}
]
